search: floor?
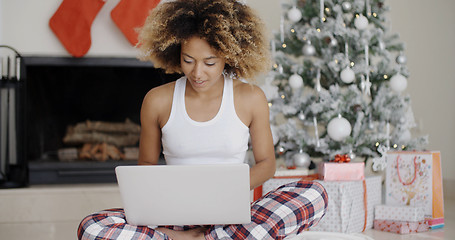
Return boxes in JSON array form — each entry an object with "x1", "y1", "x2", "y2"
[{"x1": 0, "y1": 183, "x2": 453, "y2": 240}]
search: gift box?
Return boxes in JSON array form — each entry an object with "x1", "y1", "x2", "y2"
[
  {"x1": 374, "y1": 219, "x2": 429, "y2": 234},
  {"x1": 318, "y1": 162, "x2": 364, "y2": 181},
  {"x1": 253, "y1": 168, "x2": 313, "y2": 201},
  {"x1": 310, "y1": 176, "x2": 382, "y2": 233},
  {"x1": 428, "y1": 218, "x2": 444, "y2": 230},
  {"x1": 374, "y1": 205, "x2": 425, "y2": 222},
  {"x1": 385, "y1": 151, "x2": 444, "y2": 229}
]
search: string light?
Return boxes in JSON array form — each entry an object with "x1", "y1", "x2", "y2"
[
  {"x1": 373, "y1": 12, "x2": 377, "y2": 17},
  {"x1": 375, "y1": 142, "x2": 380, "y2": 147},
  {"x1": 384, "y1": 75, "x2": 388, "y2": 79},
  {"x1": 325, "y1": 7, "x2": 330, "y2": 13},
  {"x1": 282, "y1": 43, "x2": 287, "y2": 48},
  {"x1": 291, "y1": 29, "x2": 295, "y2": 33},
  {"x1": 350, "y1": 62, "x2": 355, "y2": 67},
  {"x1": 317, "y1": 28, "x2": 321, "y2": 32},
  {"x1": 281, "y1": 95, "x2": 285, "y2": 99},
  {"x1": 401, "y1": 145, "x2": 406, "y2": 149},
  {"x1": 393, "y1": 144, "x2": 398, "y2": 149},
  {"x1": 322, "y1": 18, "x2": 326, "y2": 22},
  {"x1": 268, "y1": 102, "x2": 273, "y2": 107},
  {"x1": 273, "y1": 64, "x2": 278, "y2": 69}
]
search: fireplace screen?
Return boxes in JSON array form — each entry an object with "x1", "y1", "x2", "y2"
[{"x1": 24, "y1": 57, "x2": 178, "y2": 184}]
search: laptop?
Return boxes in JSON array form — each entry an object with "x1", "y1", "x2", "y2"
[{"x1": 115, "y1": 164, "x2": 251, "y2": 226}]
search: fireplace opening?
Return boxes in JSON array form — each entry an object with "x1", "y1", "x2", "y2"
[{"x1": 24, "y1": 57, "x2": 180, "y2": 184}]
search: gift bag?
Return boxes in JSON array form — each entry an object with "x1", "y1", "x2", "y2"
[{"x1": 385, "y1": 151, "x2": 444, "y2": 228}]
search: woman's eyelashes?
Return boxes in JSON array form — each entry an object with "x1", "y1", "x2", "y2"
[{"x1": 183, "y1": 58, "x2": 216, "y2": 66}]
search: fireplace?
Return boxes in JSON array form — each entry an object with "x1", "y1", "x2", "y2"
[{"x1": 23, "y1": 56, "x2": 179, "y2": 184}]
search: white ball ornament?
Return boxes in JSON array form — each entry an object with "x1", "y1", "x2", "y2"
[
  {"x1": 390, "y1": 73, "x2": 407, "y2": 93},
  {"x1": 297, "y1": 111, "x2": 306, "y2": 121},
  {"x1": 396, "y1": 55, "x2": 407, "y2": 64},
  {"x1": 302, "y1": 43, "x2": 316, "y2": 56},
  {"x1": 330, "y1": 37, "x2": 338, "y2": 47},
  {"x1": 292, "y1": 151, "x2": 311, "y2": 168},
  {"x1": 287, "y1": 6, "x2": 302, "y2": 23},
  {"x1": 354, "y1": 14, "x2": 369, "y2": 30},
  {"x1": 398, "y1": 129, "x2": 412, "y2": 143},
  {"x1": 327, "y1": 115, "x2": 352, "y2": 141},
  {"x1": 342, "y1": 2, "x2": 352, "y2": 12},
  {"x1": 340, "y1": 67, "x2": 355, "y2": 83},
  {"x1": 289, "y1": 74, "x2": 304, "y2": 89}
]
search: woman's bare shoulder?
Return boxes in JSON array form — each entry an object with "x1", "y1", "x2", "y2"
[
  {"x1": 141, "y1": 81, "x2": 176, "y2": 125},
  {"x1": 233, "y1": 80, "x2": 268, "y2": 105},
  {"x1": 143, "y1": 81, "x2": 175, "y2": 107}
]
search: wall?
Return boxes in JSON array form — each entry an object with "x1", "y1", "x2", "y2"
[
  {"x1": 1, "y1": 0, "x2": 454, "y2": 184},
  {"x1": 386, "y1": 0, "x2": 455, "y2": 185},
  {"x1": 0, "y1": 0, "x2": 136, "y2": 56}
]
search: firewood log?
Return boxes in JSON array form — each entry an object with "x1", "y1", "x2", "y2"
[
  {"x1": 79, "y1": 143, "x2": 93, "y2": 159},
  {"x1": 63, "y1": 132, "x2": 140, "y2": 146},
  {"x1": 72, "y1": 119, "x2": 140, "y2": 133}
]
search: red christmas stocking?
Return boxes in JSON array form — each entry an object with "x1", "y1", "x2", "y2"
[
  {"x1": 49, "y1": 0, "x2": 106, "y2": 57},
  {"x1": 111, "y1": 0, "x2": 161, "y2": 46}
]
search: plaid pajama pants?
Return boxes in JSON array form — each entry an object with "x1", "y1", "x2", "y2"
[{"x1": 77, "y1": 180, "x2": 328, "y2": 240}]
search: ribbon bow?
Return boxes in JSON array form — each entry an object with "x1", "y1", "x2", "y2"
[{"x1": 333, "y1": 154, "x2": 351, "y2": 163}]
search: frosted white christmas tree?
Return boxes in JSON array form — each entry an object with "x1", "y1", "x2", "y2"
[{"x1": 262, "y1": 0, "x2": 428, "y2": 166}]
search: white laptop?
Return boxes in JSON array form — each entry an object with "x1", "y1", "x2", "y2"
[{"x1": 115, "y1": 164, "x2": 251, "y2": 226}]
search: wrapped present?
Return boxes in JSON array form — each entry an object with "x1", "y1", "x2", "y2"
[
  {"x1": 428, "y1": 218, "x2": 444, "y2": 230},
  {"x1": 374, "y1": 219, "x2": 429, "y2": 234},
  {"x1": 253, "y1": 169, "x2": 314, "y2": 201},
  {"x1": 310, "y1": 176, "x2": 382, "y2": 233},
  {"x1": 385, "y1": 151, "x2": 444, "y2": 229},
  {"x1": 374, "y1": 205, "x2": 425, "y2": 222},
  {"x1": 318, "y1": 162, "x2": 364, "y2": 181}
]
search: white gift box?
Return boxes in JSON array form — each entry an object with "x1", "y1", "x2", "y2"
[
  {"x1": 310, "y1": 176, "x2": 382, "y2": 233},
  {"x1": 374, "y1": 205, "x2": 425, "y2": 222}
]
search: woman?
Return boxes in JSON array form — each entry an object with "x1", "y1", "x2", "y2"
[{"x1": 78, "y1": 1, "x2": 327, "y2": 239}]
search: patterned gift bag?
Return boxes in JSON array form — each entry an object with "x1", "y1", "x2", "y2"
[{"x1": 385, "y1": 151, "x2": 444, "y2": 229}]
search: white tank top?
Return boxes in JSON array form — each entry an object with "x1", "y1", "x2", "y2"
[{"x1": 161, "y1": 75, "x2": 250, "y2": 165}]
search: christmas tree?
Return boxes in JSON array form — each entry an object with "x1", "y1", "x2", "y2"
[{"x1": 261, "y1": 0, "x2": 428, "y2": 167}]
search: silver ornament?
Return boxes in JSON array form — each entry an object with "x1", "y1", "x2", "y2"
[
  {"x1": 292, "y1": 151, "x2": 311, "y2": 168},
  {"x1": 277, "y1": 145, "x2": 285, "y2": 155},
  {"x1": 368, "y1": 121, "x2": 374, "y2": 129},
  {"x1": 342, "y1": 2, "x2": 352, "y2": 11},
  {"x1": 298, "y1": 112, "x2": 306, "y2": 121},
  {"x1": 278, "y1": 64, "x2": 284, "y2": 74},
  {"x1": 368, "y1": 114, "x2": 374, "y2": 129},
  {"x1": 348, "y1": 150, "x2": 356, "y2": 160},
  {"x1": 400, "y1": 117, "x2": 406, "y2": 123},
  {"x1": 330, "y1": 38, "x2": 338, "y2": 47},
  {"x1": 396, "y1": 55, "x2": 407, "y2": 64},
  {"x1": 302, "y1": 43, "x2": 316, "y2": 56}
]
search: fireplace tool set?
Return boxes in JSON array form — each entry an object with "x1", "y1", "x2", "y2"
[{"x1": 0, "y1": 45, "x2": 27, "y2": 188}]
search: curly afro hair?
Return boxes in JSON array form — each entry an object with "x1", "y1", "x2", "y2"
[{"x1": 137, "y1": 0, "x2": 271, "y2": 82}]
